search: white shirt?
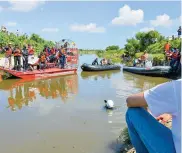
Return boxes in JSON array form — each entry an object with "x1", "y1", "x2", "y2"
[{"x1": 144, "y1": 79, "x2": 181, "y2": 153}]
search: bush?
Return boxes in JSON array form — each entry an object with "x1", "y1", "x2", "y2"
[
  {"x1": 135, "y1": 52, "x2": 144, "y2": 58},
  {"x1": 146, "y1": 42, "x2": 165, "y2": 54}
]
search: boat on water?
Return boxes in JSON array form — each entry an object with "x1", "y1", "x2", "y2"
[
  {"x1": 0, "y1": 39, "x2": 79, "y2": 80},
  {"x1": 0, "y1": 66, "x2": 77, "y2": 79},
  {"x1": 123, "y1": 66, "x2": 180, "y2": 77},
  {"x1": 81, "y1": 63, "x2": 121, "y2": 71}
]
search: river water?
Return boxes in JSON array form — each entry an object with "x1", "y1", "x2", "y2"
[{"x1": 0, "y1": 54, "x2": 169, "y2": 153}]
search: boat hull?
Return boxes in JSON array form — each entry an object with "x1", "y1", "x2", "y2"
[
  {"x1": 123, "y1": 66, "x2": 172, "y2": 77},
  {"x1": 0, "y1": 67, "x2": 77, "y2": 79},
  {"x1": 81, "y1": 63, "x2": 121, "y2": 71}
]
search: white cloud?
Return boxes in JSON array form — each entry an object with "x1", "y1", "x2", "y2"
[
  {"x1": 8, "y1": 0, "x2": 45, "y2": 12},
  {"x1": 6, "y1": 22, "x2": 17, "y2": 27},
  {"x1": 140, "y1": 27, "x2": 154, "y2": 32},
  {"x1": 42, "y1": 28, "x2": 59, "y2": 32},
  {"x1": 111, "y1": 5, "x2": 144, "y2": 26},
  {"x1": 150, "y1": 14, "x2": 173, "y2": 27},
  {"x1": 70, "y1": 23, "x2": 105, "y2": 33}
]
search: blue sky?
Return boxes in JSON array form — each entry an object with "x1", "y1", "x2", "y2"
[{"x1": 0, "y1": 1, "x2": 181, "y2": 49}]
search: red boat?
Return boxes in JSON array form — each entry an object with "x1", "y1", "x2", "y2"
[
  {"x1": 0, "y1": 39, "x2": 79, "y2": 80},
  {"x1": 0, "y1": 67, "x2": 77, "y2": 79}
]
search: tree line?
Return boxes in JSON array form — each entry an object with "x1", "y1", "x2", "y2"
[{"x1": 0, "y1": 31, "x2": 55, "y2": 54}]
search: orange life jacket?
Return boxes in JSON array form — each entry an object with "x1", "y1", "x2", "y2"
[
  {"x1": 40, "y1": 55, "x2": 46, "y2": 63},
  {"x1": 165, "y1": 43, "x2": 170, "y2": 52},
  {"x1": 14, "y1": 49, "x2": 21, "y2": 56},
  {"x1": 28, "y1": 48, "x2": 34, "y2": 55}
]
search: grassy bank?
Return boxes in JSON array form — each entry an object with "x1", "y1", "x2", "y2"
[{"x1": 79, "y1": 49, "x2": 125, "y2": 63}]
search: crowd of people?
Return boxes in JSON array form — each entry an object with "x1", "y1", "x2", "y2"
[
  {"x1": 130, "y1": 41, "x2": 181, "y2": 73},
  {"x1": 1, "y1": 43, "x2": 74, "y2": 71},
  {"x1": 164, "y1": 41, "x2": 181, "y2": 72},
  {"x1": 92, "y1": 58, "x2": 112, "y2": 66}
]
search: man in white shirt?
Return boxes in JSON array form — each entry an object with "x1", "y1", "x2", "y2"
[{"x1": 126, "y1": 79, "x2": 181, "y2": 153}]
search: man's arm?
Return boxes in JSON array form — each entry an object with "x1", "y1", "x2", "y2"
[{"x1": 126, "y1": 92, "x2": 148, "y2": 108}]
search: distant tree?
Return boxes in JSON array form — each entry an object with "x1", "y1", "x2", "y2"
[{"x1": 106, "y1": 45, "x2": 120, "y2": 51}]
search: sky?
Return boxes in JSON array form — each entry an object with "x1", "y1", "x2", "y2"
[{"x1": 0, "y1": 1, "x2": 181, "y2": 49}]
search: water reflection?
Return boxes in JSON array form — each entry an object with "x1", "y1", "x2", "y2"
[
  {"x1": 80, "y1": 70, "x2": 121, "y2": 80},
  {"x1": 0, "y1": 75, "x2": 78, "y2": 111},
  {"x1": 123, "y1": 72, "x2": 169, "y2": 91}
]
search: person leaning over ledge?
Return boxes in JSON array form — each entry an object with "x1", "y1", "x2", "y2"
[{"x1": 126, "y1": 79, "x2": 181, "y2": 153}]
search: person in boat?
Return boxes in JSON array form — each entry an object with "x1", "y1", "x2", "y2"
[
  {"x1": 92, "y1": 58, "x2": 99, "y2": 65},
  {"x1": 175, "y1": 51, "x2": 181, "y2": 72},
  {"x1": 38, "y1": 52, "x2": 47, "y2": 70},
  {"x1": 22, "y1": 45, "x2": 29, "y2": 71},
  {"x1": 49, "y1": 47, "x2": 56, "y2": 63},
  {"x1": 126, "y1": 79, "x2": 181, "y2": 153},
  {"x1": 140, "y1": 51, "x2": 148, "y2": 67},
  {"x1": 13, "y1": 46, "x2": 22, "y2": 71},
  {"x1": 100, "y1": 58, "x2": 107, "y2": 65},
  {"x1": 133, "y1": 58, "x2": 139, "y2": 67},
  {"x1": 4, "y1": 43, "x2": 13, "y2": 69},
  {"x1": 28, "y1": 44, "x2": 35, "y2": 64},
  {"x1": 58, "y1": 49, "x2": 66, "y2": 69},
  {"x1": 177, "y1": 26, "x2": 181, "y2": 38},
  {"x1": 107, "y1": 59, "x2": 112, "y2": 65},
  {"x1": 169, "y1": 48, "x2": 180, "y2": 72}
]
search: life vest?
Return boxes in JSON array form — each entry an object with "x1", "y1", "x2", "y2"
[
  {"x1": 165, "y1": 43, "x2": 170, "y2": 52},
  {"x1": 61, "y1": 49, "x2": 65, "y2": 54},
  {"x1": 28, "y1": 48, "x2": 34, "y2": 55},
  {"x1": 171, "y1": 52, "x2": 178, "y2": 59},
  {"x1": 5, "y1": 47, "x2": 12, "y2": 57},
  {"x1": 14, "y1": 49, "x2": 21, "y2": 56},
  {"x1": 40, "y1": 54, "x2": 46, "y2": 63}
]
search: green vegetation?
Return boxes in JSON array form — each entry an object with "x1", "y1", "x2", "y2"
[
  {"x1": 0, "y1": 31, "x2": 55, "y2": 55},
  {"x1": 80, "y1": 30, "x2": 181, "y2": 64}
]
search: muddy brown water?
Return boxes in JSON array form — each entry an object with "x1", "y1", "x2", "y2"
[{"x1": 0, "y1": 54, "x2": 169, "y2": 153}]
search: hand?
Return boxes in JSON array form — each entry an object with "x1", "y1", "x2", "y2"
[{"x1": 156, "y1": 114, "x2": 172, "y2": 123}]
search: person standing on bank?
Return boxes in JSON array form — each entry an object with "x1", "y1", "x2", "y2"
[
  {"x1": 22, "y1": 45, "x2": 29, "y2": 71},
  {"x1": 177, "y1": 26, "x2": 181, "y2": 38},
  {"x1": 125, "y1": 79, "x2": 181, "y2": 153},
  {"x1": 13, "y1": 46, "x2": 22, "y2": 71}
]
